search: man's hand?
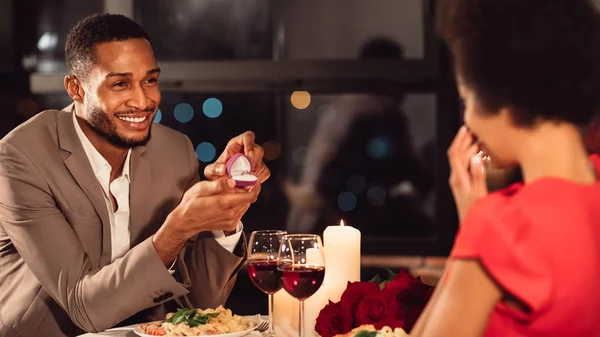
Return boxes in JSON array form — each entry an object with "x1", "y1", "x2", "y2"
[
  {"x1": 153, "y1": 178, "x2": 260, "y2": 266},
  {"x1": 447, "y1": 126, "x2": 489, "y2": 223},
  {"x1": 204, "y1": 131, "x2": 271, "y2": 184}
]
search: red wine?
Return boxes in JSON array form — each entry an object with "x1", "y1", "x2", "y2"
[
  {"x1": 279, "y1": 265, "x2": 326, "y2": 300},
  {"x1": 247, "y1": 260, "x2": 283, "y2": 294}
]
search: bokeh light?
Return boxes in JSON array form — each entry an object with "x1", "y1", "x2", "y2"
[
  {"x1": 263, "y1": 141, "x2": 282, "y2": 161},
  {"x1": 291, "y1": 91, "x2": 311, "y2": 110},
  {"x1": 202, "y1": 98, "x2": 223, "y2": 118},
  {"x1": 174, "y1": 103, "x2": 194, "y2": 123},
  {"x1": 196, "y1": 142, "x2": 216, "y2": 163},
  {"x1": 338, "y1": 192, "x2": 358, "y2": 212},
  {"x1": 153, "y1": 109, "x2": 162, "y2": 123},
  {"x1": 367, "y1": 136, "x2": 391, "y2": 159}
]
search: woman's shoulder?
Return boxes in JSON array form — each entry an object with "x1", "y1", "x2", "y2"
[{"x1": 465, "y1": 182, "x2": 524, "y2": 223}]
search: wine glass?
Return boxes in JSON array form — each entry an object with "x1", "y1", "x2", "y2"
[
  {"x1": 277, "y1": 234, "x2": 326, "y2": 337},
  {"x1": 247, "y1": 230, "x2": 287, "y2": 337}
]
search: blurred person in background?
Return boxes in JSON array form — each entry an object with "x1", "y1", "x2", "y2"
[{"x1": 287, "y1": 37, "x2": 433, "y2": 237}]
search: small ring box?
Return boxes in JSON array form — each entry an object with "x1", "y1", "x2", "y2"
[{"x1": 226, "y1": 153, "x2": 258, "y2": 187}]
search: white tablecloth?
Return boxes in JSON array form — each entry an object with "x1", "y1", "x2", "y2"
[{"x1": 77, "y1": 325, "x2": 298, "y2": 337}]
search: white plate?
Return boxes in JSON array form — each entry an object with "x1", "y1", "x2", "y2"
[{"x1": 133, "y1": 315, "x2": 264, "y2": 337}]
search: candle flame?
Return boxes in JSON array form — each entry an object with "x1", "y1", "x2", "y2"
[{"x1": 340, "y1": 219, "x2": 345, "y2": 226}]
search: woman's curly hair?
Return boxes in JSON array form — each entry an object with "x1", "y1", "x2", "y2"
[{"x1": 436, "y1": 0, "x2": 600, "y2": 127}]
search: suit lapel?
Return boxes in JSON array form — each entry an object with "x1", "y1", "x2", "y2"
[
  {"x1": 57, "y1": 106, "x2": 112, "y2": 265},
  {"x1": 129, "y1": 145, "x2": 152, "y2": 247}
]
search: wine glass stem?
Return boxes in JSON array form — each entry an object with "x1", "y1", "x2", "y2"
[
  {"x1": 298, "y1": 300, "x2": 305, "y2": 337},
  {"x1": 267, "y1": 293, "x2": 276, "y2": 337}
]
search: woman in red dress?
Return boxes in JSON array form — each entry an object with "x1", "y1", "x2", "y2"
[{"x1": 411, "y1": 1, "x2": 600, "y2": 336}]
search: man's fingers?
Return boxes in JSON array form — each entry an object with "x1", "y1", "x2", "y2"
[
  {"x1": 256, "y1": 166, "x2": 271, "y2": 183},
  {"x1": 241, "y1": 131, "x2": 256, "y2": 158},
  {"x1": 204, "y1": 163, "x2": 227, "y2": 180},
  {"x1": 251, "y1": 145, "x2": 264, "y2": 171},
  {"x1": 192, "y1": 178, "x2": 236, "y2": 197},
  {"x1": 219, "y1": 184, "x2": 261, "y2": 208}
]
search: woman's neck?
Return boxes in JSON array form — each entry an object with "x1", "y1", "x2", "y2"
[{"x1": 518, "y1": 122, "x2": 595, "y2": 185}]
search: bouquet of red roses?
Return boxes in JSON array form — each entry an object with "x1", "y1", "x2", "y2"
[{"x1": 315, "y1": 268, "x2": 434, "y2": 337}]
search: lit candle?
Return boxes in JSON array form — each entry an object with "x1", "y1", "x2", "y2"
[
  {"x1": 305, "y1": 246, "x2": 329, "y2": 336},
  {"x1": 323, "y1": 220, "x2": 361, "y2": 301},
  {"x1": 304, "y1": 220, "x2": 361, "y2": 336},
  {"x1": 273, "y1": 289, "x2": 298, "y2": 327}
]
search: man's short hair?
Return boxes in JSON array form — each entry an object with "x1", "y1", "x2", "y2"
[{"x1": 65, "y1": 13, "x2": 152, "y2": 80}]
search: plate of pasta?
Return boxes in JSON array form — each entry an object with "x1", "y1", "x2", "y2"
[{"x1": 134, "y1": 306, "x2": 262, "y2": 337}]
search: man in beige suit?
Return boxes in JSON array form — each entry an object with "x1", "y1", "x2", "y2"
[{"x1": 0, "y1": 14, "x2": 270, "y2": 337}]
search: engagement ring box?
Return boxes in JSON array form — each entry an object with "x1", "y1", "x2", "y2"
[{"x1": 226, "y1": 153, "x2": 258, "y2": 187}]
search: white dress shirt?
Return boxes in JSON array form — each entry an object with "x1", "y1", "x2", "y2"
[{"x1": 72, "y1": 112, "x2": 242, "y2": 262}]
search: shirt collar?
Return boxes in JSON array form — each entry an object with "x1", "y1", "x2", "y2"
[{"x1": 72, "y1": 109, "x2": 131, "y2": 183}]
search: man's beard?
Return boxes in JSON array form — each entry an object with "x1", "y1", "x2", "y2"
[{"x1": 86, "y1": 105, "x2": 153, "y2": 149}]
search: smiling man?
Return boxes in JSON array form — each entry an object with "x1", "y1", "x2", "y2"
[{"x1": 0, "y1": 14, "x2": 270, "y2": 337}]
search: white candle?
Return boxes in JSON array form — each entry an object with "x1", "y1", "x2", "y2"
[
  {"x1": 305, "y1": 246, "x2": 329, "y2": 336},
  {"x1": 273, "y1": 289, "x2": 298, "y2": 327},
  {"x1": 304, "y1": 221, "x2": 361, "y2": 336},
  {"x1": 323, "y1": 220, "x2": 361, "y2": 302}
]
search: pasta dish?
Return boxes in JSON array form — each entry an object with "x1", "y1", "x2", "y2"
[
  {"x1": 141, "y1": 306, "x2": 255, "y2": 336},
  {"x1": 334, "y1": 325, "x2": 409, "y2": 337}
]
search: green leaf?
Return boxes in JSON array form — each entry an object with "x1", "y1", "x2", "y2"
[
  {"x1": 368, "y1": 273, "x2": 385, "y2": 285},
  {"x1": 385, "y1": 268, "x2": 398, "y2": 281},
  {"x1": 168, "y1": 308, "x2": 195, "y2": 325},
  {"x1": 378, "y1": 280, "x2": 389, "y2": 290},
  {"x1": 167, "y1": 309, "x2": 221, "y2": 327},
  {"x1": 355, "y1": 331, "x2": 378, "y2": 337},
  {"x1": 186, "y1": 312, "x2": 221, "y2": 327},
  {"x1": 187, "y1": 317, "x2": 206, "y2": 327}
]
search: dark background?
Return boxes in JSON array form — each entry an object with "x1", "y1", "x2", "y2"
[{"x1": 0, "y1": 0, "x2": 466, "y2": 315}]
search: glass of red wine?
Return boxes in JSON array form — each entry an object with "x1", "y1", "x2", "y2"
[
  {"x1": 277, "y1": 234, "x2": 326, "y2": 337},
  {"x1": 247, "y1": 230, "x2": 287, "y2": 337}
]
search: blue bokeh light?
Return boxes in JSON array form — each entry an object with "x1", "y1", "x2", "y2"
[
  {"x1": 153, "y1": 109, "x2": 162, "y2": 123},
  {"x1": 367, "y1": 136, "x2": 391, "y2": 159},
  {"x1": 196, "y1": 142, "x2": 216, "y2": 163},
  {"x1": 338, "y1": 192, "x2": 358, "y2": 212},
  {"x1": 174, "y1": 103, "x2": 194, "y2": 123},
  {"x1": 202, "y1": 98, "x2": 223, "y2": 118}
]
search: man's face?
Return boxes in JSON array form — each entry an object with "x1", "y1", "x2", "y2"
[{"x1": 81, "y1": 38, "x2": 161, "y2": 148}]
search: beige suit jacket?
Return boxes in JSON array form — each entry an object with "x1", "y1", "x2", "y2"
[{"x1": 0, "y1": 106, "x2": 247, "y2": 337}]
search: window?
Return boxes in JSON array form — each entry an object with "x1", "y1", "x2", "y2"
[
  {"x1": 25, "y1": 0, "x2": 461, "y2": 256},
  {"x1": 21, "y1": 0, "x2": 104, "y2": 73},
  {"x1": 134, "y1": 0, "x2": 273, "y2": 61},
  {"x1": 284, "y1": 91, "x2": 437, "y2": 241},
  {"x1": 281, "y1": 0, "x2": 426, "y2": 60}
]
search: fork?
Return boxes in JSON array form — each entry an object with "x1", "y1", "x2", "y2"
[{"x1": 254, "y1": 321, "x2": 269, "y2": 333}]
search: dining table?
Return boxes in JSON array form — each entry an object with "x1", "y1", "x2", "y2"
[{"x1": 77, "y1": 324, "x2": 299, "y2": 337}]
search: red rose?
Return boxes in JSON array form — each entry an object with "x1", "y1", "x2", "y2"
[
  {"x1": 386, "y1": 269, "x2": 421, "y2": 292},
  {"x1": 315, "y1": 301, "x2": 353, "y2": 337},
  {"x1": 354, "y1": 292, "x2": 396, "y2": 329},
  {"x1": 383, "y1": 269, "x2": 434, "y2": 319},
  {"x1": 340, "y1": 281, "x2": 381, "y2": 324}
]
